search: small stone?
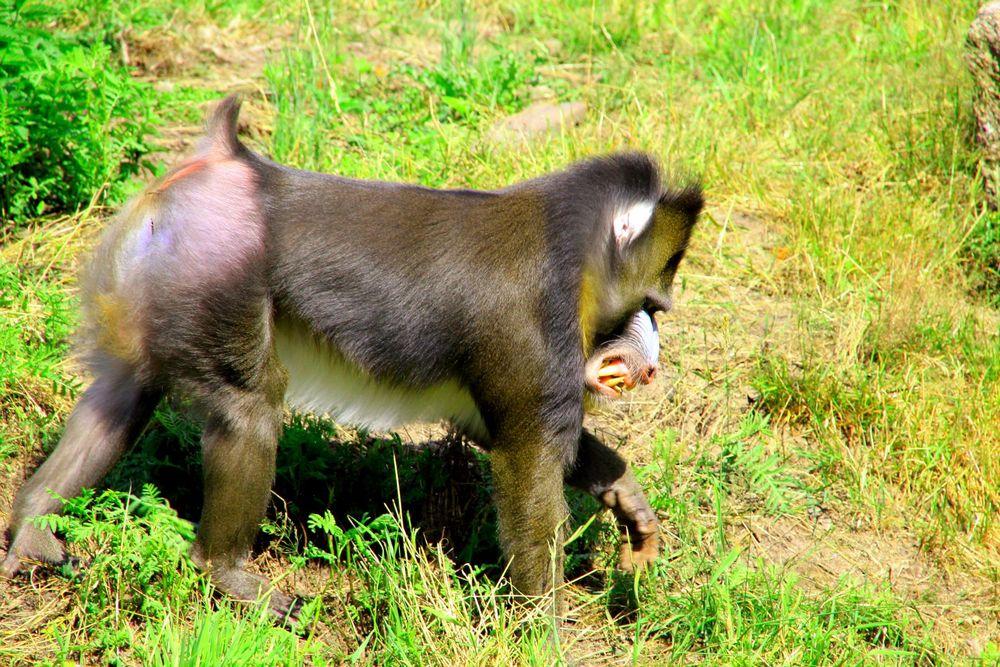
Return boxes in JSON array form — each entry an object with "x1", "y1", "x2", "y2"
[{"x1": 487, "y1": 101, "x2": 587, "y2": 143}]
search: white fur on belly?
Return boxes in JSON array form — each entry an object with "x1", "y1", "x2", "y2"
[{"x1": 274, "y1": 321, "x2": 487, "y2": 440}]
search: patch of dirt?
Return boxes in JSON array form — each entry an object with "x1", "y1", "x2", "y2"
[
  {"x1": 0, "y1": 571, "x2": 75, "y2": 664},
  {"x1": 128, "y1": 15, "x2": 291, "y2": 163},
  {"x1": 738, "y1": 513, "x2": 999, "y2": 657},
  {"x1": 126, "y1": 14, "x2": 290, "y2": 85}
]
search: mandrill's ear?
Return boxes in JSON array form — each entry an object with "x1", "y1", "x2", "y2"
[
  {"x1": 612, "y1": 201, "x2": 656, "y2": 251},
  {"x1": 659, "y1": 183, "x2": 705, "y2": 228}
]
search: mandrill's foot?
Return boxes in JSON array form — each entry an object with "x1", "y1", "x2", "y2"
[
  {"x1": 2, "y1": 524, "x2": 67, "y2": 578},
  {"x1": 194, "y1": 555, "x2": 303, "y2": 624}
]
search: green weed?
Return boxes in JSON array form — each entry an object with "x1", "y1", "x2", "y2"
[
  {"x1": 34, "y1": 485, "x2": 198, "y2": 662},
  {"x1": 265, "y1": 0, "x2": 537, "y2": 183},
  {"x1": 301, "y1": 509, "x2": 561, "y2": 665},
  {"x1": 0, "y1": 260, "x2": 78, "y2": 463},
  {"x1": 964, "y1": 209, "x2": 1000, "y2": 305},
  {"x1": 0, "y1": 1, "x2": 156, "y2": 234},
  {"x1": 639, "y1": 415, "x2": 804, "y2": 519},
  {"x1": 148, "y1": 603, "x2": 312, "y2": 667},
  {"x1": 633, "y1": 559, "x2": 936, "y2": 665}
]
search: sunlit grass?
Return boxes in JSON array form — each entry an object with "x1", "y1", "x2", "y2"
[{"x1": 1, "y1": 0, "x2": 997, "y2": 664}]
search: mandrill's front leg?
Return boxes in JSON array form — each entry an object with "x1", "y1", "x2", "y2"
[{"x1": 566, "y1": 429, "x2": 660, "y2": 571}]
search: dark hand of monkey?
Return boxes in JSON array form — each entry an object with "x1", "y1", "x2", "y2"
[
  {"x1": 567, "y1": 431, "x2": 660, "y2": 571},
  {"x1": 603, "y1": 478, "x2": 660, "y2": 571}
]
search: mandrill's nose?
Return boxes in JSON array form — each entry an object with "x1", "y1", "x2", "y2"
[{"x1": 639, "y1": 364, "x2": 656, "y2": 384}]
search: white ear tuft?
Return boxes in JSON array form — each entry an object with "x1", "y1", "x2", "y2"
[{"x1": 612, "y1": 200, "x2": 655, "y2": 248}]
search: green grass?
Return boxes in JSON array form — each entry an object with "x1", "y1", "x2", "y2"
[
  {"x1": 0, "y1": 0, "x2": 157, "y2": 235},
  {"x1": 0, "y1": 260, "x2": 78, "y2": 463},
  {"x1": 2, "y1": 0, "x2": 999, "y2": 664},
  {"x1": 965, "y1": 209, "x2": 1000, "y2": 305}
]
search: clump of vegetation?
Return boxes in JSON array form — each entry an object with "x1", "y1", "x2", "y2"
[
  {"x1": 265, "y1": 1, "x2": 538, "y2": 181},
  {"x1": 634, "y1": 557, "x2": 935, "y2": 664},
  {"x1": 148, "y1": 602, "x2": 309, "y2": 667},
  {"x1": 33, "y1": 485, "x2": 197, "y2": 661},
  {"x1": 0, "y1": 0, "x2": 155, "y2": 235},
  {"x1": 964, "y1": 209, "x2": 1000, "y2": 305},
  {"x1": 0, "y1": 261, "x2": 77, "y2": 462}
]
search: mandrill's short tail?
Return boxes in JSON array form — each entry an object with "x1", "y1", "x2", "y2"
[{"x1": 197, "y1": 94, "x2": 244, "y2": 158}]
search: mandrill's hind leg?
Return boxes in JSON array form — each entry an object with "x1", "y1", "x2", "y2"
[
  {"x1": 186, "y1": 353, "x2": 296, "y2": 619},
  {"x1": 3, "y1": 358, "x2": 161, "y2": 577}
]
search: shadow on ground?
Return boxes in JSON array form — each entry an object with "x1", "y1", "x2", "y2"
[{"x1": 102, "y1": 405, "x2": 610, "y2": 586}]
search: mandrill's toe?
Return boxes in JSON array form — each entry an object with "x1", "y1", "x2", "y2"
[
  {"x1": 1, "y1": 552, "x2": 21, "y2": 579},
  {"x1": 269, "y1": 590, "x2": 307, "y2": 626}
]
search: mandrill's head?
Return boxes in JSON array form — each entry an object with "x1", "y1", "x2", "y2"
[{"x1": 583, "y1": 155, "x2": 703, "y2": 398}]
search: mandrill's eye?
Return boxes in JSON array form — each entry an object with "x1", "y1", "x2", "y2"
[{"x1": 644, "y1": 294, "x2": 672, "y2": 315}]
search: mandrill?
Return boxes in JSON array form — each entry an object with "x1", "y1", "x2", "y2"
[{"x1": 3, "y1": 95, "x2": 702, "y2": 619}]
